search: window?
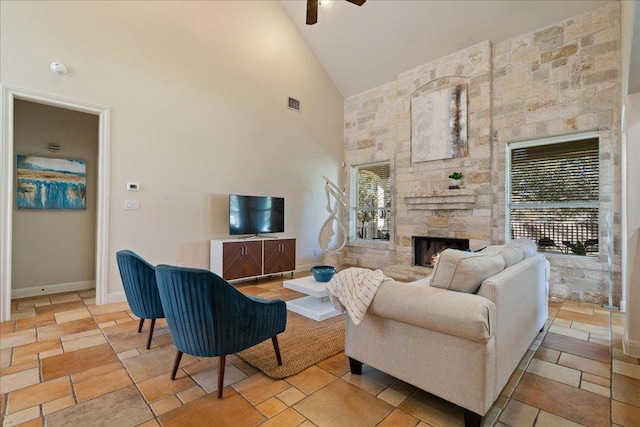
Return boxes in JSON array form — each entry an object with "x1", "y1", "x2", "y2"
[
  {"x1": 507, "y1": 132, "x2": 599, "y2": 256},
  {"x1": 352, "y1": 163, "x2": 391, "y2": 241}
]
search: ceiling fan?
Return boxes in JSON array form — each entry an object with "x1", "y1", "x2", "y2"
[{"x1": 306, "y1": 0, "x2": 366, "y2": 25}]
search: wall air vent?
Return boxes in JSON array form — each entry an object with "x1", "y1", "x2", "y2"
[{"x1": 288, "y1": 97, "x2": 300, "y2": 112}]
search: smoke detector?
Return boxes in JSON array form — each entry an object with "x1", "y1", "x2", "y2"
[{"x1": 50, "y1": 62, "x2": 68, "y2": 75}]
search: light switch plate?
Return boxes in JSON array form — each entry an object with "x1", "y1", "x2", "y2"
[
  {"x1": 127, "y1": 182, "x2": 139, "y2": 191},
  {"x1": 125, "y1": 200, "x2": 140, "y2": 210}
]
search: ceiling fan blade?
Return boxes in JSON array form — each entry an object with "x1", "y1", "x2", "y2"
[
  {"x1": 306, "y1": 0, "x2": 318, "y2": 25},
  {"x1": 345, "y1": 0, "x2": 366, "y2": 5}
]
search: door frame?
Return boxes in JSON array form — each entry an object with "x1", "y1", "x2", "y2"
[{"x1": 1, "y1": 85, "x2": 111, "y2": 321}]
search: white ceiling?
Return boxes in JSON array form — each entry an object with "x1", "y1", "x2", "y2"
[{"x1": 280, "y1": 0, "x2": 614, "y2": 98}]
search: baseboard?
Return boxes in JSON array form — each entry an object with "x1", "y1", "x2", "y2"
[
  {"x1": 104, "y1": 265, "x2": 318, "y2": 304},
  {"x1": 620, "y1": 299, "x2": 627, "y2": 313},
  {"x1": 12, "y1": 280, "x2": 95, "y2": 299},
  {"x1": 623, "y1": 333, "x2": 640, "y2": 358},
  {"x1": 106, "y1": 291, "x2": 127, "y2": 304}
]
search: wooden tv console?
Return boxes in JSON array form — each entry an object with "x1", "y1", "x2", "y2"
[{"x1": 210, "y1": 237, "x2": 296, "y2": 281}]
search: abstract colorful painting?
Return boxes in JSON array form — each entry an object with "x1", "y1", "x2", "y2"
[
  {"x1": 16, "y1": 155, "x2": 86, "y2": 209},
  {"x1": 411, "y1": 83, "x2": 468, "y2": 163}
]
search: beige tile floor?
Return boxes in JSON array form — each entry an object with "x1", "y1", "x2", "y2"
[{"x1": 1, "y1": 275, "x2": 639, "y2": 426}]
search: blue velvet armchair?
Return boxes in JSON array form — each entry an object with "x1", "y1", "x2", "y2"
[
  {"x1": 116, "y1": 250, "x2": 165, "y2": 349},
  {"x1": 155, "y1": 264, "x2": 287, "y2": 399}
]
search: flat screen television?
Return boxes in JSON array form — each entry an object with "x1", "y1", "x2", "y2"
[{"x1": 229, "y1": 194, "x2": 285, "y2": 236}]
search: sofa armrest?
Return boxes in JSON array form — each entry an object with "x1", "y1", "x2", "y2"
[
  {"x1": 476, "y1": 253, "x2": 549, "y2": 393},
  {"x1": 476, "y1": 253, "x2": 548, "y2": 320},
  {"x1": 367, "y1": 281, "x2": 496, "y2": 343}
]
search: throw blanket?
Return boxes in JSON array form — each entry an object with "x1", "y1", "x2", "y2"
[{"x1": 326, "y1": 267, "x2": 391, "y2": 326}]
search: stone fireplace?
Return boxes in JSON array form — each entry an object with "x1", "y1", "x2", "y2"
[
  {"x1": 341, "y1": 41, "x2": 494, "y2": 280},
  {"x1": 342, "y1": 4, "x2": 622, "y2": 302},
  {"x1": 414, "y1": 237, "x2": 470, "y2": 267}
]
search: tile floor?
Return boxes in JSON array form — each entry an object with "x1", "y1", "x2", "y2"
[{"x1": 1, "y1": 275, "x2": 639, "y2": 426}]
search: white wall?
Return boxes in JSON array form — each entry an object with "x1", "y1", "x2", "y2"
[
  {"x1": 623, "y1": 92, "x2": 640, "y2": 357},
  {"x1": 621, "y1": 0, "x2": 640, "y2": 357},
  {"x1": 0, "y1": 1, "x2": 345, "y2": 301},
  {"x1": 12, "y1": 100, "x2": 98, "y2": 292}
]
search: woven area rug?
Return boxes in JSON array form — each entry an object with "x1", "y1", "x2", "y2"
[{"x1": 238, "y1": 312, "x2": 345, "y2": 379}]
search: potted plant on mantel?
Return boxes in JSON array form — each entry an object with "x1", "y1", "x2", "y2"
[{"x1": 448, "y1": 172, "x2": 463, "y2": 189}]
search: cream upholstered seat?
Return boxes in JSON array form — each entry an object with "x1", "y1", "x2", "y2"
[{"x1": 345, "y1": 240, "x2": 548, "y2": 427}]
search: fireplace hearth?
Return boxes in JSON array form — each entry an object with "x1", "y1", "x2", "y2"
[{"x1": 414, "y1": 237, "x2": 470, "y2": 267}]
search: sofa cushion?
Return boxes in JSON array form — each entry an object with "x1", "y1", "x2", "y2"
[
  {"x1": 501, "y1": 246, "x2": 525, "y2": 266},
  {"x1": 481, "y1": 245, "x2": 524, "y2": 268},
  {"x1": 507, "y1": 238, "x2": 537, "y2": 258},
  {"x1": 430, "y1": 249, "x2": 505, "y2": 293},
  {"x1": 369, "y1": 282, "x2": 496, "y2": 343}
]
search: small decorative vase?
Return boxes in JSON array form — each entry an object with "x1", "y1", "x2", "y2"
[
  {"x1": 450, "y1": 179, "x2": 461, "y2": 187},
  {"x1": 311, "y1": 265, "x2": 337, "y2": 282}
]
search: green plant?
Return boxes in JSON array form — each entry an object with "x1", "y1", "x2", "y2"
[
  {"x1": 574, "y1": 240, "x2": 587, "y2": 256},
  {"x1": 448, "y1": 172, "x2": 464, "y2": 180}
]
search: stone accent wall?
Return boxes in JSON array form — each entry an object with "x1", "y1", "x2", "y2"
[
  {"x1": 342, "y1": 3, "x2": 622, "y2": 305},
  {"x1": 343, "y1": 41, "x2": 493, "y2": 270},
  {"x1": 492, "y1": 2, "x2": 621, "y2": 304}
]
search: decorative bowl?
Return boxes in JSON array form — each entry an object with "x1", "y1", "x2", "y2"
[{"x1": 310, "y1": 265, "x2": 336, "y2": 282}]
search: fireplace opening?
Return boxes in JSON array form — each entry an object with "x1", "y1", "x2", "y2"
[{"x1": 413, "y1": 237, "x2": 470, "y2": 267}]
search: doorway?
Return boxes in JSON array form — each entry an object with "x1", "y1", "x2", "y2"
[{"x1": 1, "y1": 86, "x2": 110, "y2": 321}]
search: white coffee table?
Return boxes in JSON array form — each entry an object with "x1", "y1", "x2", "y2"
[{"x1": 283, "y1": 276, "x2": 342, "y2": 321}]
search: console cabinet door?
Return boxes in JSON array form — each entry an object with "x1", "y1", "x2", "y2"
[
  {"x1": 222, "y1": 242, "x2": 245, "y2": 280},
  {"x1": 263, "y1": 239, "x2": 296, "y2": 274},
  {"x1": 279, "y1": 239, "x2": 296, "y2": 272},
  {"x1": 222, "y1": 241, "x2": 262, "y2": 280},
  {"x1": 263, "y1": 240, "x2": 281, "y2": 275},
  {"x1": 243, "y1": 241, "x2": 263, "y2": 277}
]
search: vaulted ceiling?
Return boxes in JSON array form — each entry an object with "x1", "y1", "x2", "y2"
[{"x1": 280, "y1": 0, "x2": 617, "y2": 98}]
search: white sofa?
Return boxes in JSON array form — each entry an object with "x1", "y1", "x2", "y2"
[{"x1": 345, "y1": 240, "x2": 549, "y2": 427}]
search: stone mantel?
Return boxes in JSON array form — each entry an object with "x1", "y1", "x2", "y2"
[{"x1": 404, "y1": 189, "x2": 476, "y2": 210}]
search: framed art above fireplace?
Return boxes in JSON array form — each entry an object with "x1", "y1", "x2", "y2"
[{"x1": 410, "y1": 81, "x2": 468, "y2": 163}]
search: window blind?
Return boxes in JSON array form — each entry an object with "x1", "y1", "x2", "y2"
[
  {"x1": 508, "y1": 136, "x2": 600, "y2": 256},
  {"x1": 510, "y1": 138, "x2": 599, "y2": 204}
]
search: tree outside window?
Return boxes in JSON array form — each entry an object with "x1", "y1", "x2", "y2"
[
  {"x1": 353, "y1": 163, "x2": 391, "y2": 241},
  {"x1": 507, "y1": 132, "x2": 600, "y2": 256}
]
